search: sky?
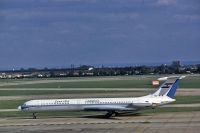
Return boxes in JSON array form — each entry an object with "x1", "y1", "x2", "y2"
[{"x1": 0, "y1": 0, "x2": 200, "y2": 69}]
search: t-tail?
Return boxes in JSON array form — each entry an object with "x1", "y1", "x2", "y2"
[{"x1": 152, "y1": 76, "x2": 185, "y2": 99}]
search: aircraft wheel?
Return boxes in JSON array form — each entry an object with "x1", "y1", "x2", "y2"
[
  {"x1": 114, "y1": 112, "x2": 119, "y2": 116},
  {"x1": 105, "y1": 111, "x2": 114, "y2": 118}
]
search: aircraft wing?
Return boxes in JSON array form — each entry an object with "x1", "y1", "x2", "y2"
[
  {"x1": 83, "y1": 105, "x2": 136, "y2": 111},
  {"x1": 82, "y1": 104, "x2": 143, "y2": 111}
]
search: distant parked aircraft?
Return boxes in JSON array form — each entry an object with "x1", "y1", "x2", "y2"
[
  {"x1": 157, "y1": 76, "x2": 169, "y2": 81},
  {"x1": 18, "y1": 76, "x2": 185, "y2": 119}
]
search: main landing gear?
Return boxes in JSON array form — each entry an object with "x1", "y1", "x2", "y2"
[
  {"x1": 33, "y1": 113, "x2": 37, "y2": 119},
  {"x1": 105, "y1": 111, "x2": 119, "y2": 118}
]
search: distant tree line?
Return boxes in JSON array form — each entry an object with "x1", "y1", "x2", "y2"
[{"x1": 0, "y1": 61, "x2": 200, "y2": 79}]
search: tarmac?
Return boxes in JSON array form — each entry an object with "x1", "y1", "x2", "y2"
[{"x1": 0, "y1": 111, "x2": 199, "y2": 133}]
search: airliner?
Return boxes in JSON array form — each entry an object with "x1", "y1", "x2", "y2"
[{"x1": 18, "y1": 76, "x2": 184, "y2": 119}]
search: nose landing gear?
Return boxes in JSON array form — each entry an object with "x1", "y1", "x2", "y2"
[{"x1": 33, "y1": 113, "x2": 37, "y2": 119}]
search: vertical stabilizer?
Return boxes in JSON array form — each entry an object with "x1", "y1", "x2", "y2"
[{"x1": 152, "y1": 77, "x2": 181, "y2": 98}]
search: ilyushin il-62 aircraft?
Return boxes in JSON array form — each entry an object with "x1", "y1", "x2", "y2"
[{"x1": 18, "y1": 76, "x2": 185, "y2": 119}]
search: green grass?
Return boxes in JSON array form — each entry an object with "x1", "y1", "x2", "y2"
[
  {"x1": 0, "y1": 79, "x2": 153, "y2": 88},
  {"x1": 180, "y1": 78, "x2": 200, "y2": 88},
  {"x1": 0, "y1": 89, "x2": 148, "y2": 96},
  {"x1": 0, "y1": 111, "x2": 100, "y2": 118},
  {"x1": 0, "y1": 76, "x2": 199, "y2": 88},
  {"x1": 140, "y1": 107, "x2": 200, "y2": 114},
  {"x1": 173, "y1": 96, "x2": 200, "y2": 104},
  {"x1": 0, "y1": 100, "x2": 26, "y2": 109},
  {"x1": 0, "y1": 111, "x2": 31, "y2": 118}
]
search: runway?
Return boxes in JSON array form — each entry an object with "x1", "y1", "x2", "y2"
[{"x1": 0, "y1": 111, "x2": 199, "y2": 133}]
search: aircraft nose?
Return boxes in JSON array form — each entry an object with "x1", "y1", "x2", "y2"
[{"x1": 18, "y1": 106, "x2": 22, "y2": 110}]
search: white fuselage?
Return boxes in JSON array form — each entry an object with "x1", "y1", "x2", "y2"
[
  {"x1": 18, "y1": 77, "x2": 182, "y2": 119},
  {"x1": 18, "y1": 95, "x2": 175, "y2": 112}
]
